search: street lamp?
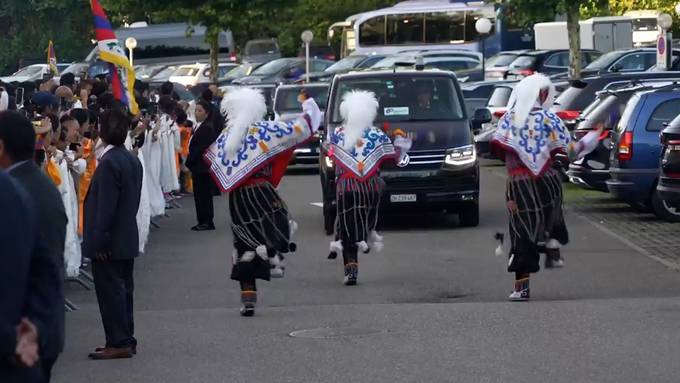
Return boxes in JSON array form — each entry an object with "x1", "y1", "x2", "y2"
[
  {"x1": 658, "y1": 13, "x2": 673, "y2": 30},
  {"x1": 125, "y1": 37, "x2": 137, "y2": 66},
  {"x1": 475, "y1": 17, "x2": 492, "y2": 80},
  {"x1": 301, "y1": 30, "x2": 314, "y2": 83}
]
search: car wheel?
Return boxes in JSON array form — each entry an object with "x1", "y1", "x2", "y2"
[
  {"x1": 651, "y1": 190, "x2": 680, "y2": 223},
  {"x1": 459, "y1": 201, "x2": 480, "y2": 227},
  {"x1": 323, "y1": 202, "x2": 336, "y2": 235}
]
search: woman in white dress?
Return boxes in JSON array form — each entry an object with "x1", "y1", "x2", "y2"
[
  {"x1": 142, "y1": 118, "x2": 166, "y2": 217},
  {"x1": 126, "y1": 124, "x2": 151, "y2": 253},
  {"x1": 158, "y1": 96, "x2": 180, "y2": 194}
]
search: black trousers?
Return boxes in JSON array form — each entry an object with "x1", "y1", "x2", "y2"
[
  {"x1": 192, "y1": 172, "x2": 215, "y2": 225},
  {"x1": 92, "y1": 259, "x2": 136, "y2": 348}
]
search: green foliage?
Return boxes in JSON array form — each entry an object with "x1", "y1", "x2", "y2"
[{"x1": 0, "y1": 0, "x2": 93, "y2": 75}]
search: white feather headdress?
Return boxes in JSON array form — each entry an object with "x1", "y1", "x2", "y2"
[
  {"x1": 221, "y1": 87, "x2": 267, "y2": 156},
  {"x1": 507, "y1": 73, "x2": 556, "y2": 127},
  {"x1": 339, "y1": 90, "x2": 378, "y2": 150}
]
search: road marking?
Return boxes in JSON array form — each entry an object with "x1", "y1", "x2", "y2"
[{"x1": 310, "y1": 202, "x2": 324, "y2": 208}]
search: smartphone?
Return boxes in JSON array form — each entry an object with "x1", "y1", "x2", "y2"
[{"x1": 15, "y1": 87, "x2": 24, "y2": 107}]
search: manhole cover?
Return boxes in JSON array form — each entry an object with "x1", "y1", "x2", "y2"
[{"x1": 289, "y1": 327, "x2": 385, "y2": 339}]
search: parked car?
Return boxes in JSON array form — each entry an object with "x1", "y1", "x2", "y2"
[
  {"x1": 57, "y1": 62, "x2": 90, "y2": 82},
  {"x1": 169, "y1": 62, "x2": 239, "y2": 88},
  {"x1": 298, "y1": 43, "x2": 337, "y2": 61},
  {"x1": 658, "y1": 117, "x2": 680, "y2": 211},
  {"x1": 217, "y1": 62, "x2": 264, "y2": 86},
  {"x1": 135, "y1": 63, "x2": 171, "y2": 82},
  {"x1": 484, "y1": 50, "x2": 531, "y2": 80},
  {"x1": 506, "y1": 49, "x2": 601, "y2": 79},
  {"x1": 607, "y1": 87, "x2": 680, "y2": 221},
  {"x1": 552, "y1": 72, "x2": 680, "y2": 130},
  {"x1": 473, "y1": 83, "x2": 517, "y2": 156},
  {"x1": 148, "y1": 64, "x2": 180, "y2": 86},
  {"x1": 273, "y1": 83, "x2": 330, "y2": 165},
  {"x1": 567, "y1": 82, "x2": 678, "y2": 192},
  {"x1": 372, "y1": 52, "x2": 483, "y2": 82},
  {"x1": 318, "y1": 69, "x2": 486, "y2": 234},
  {"x1": 302, "y1": 54, "x2": 387, "y2": 83},
  {"x1": 1, "y1": 64, "x2": 68, "y2": 83},
  {"x1": 580, "y1": 48, "x2": 680, "y2": 77},
  {"x1": 233, "y1": 58, "x2": 334, "y2": 85},
  {"x1": 242, "y1": 38, "x2": 281, "y2": 64}
]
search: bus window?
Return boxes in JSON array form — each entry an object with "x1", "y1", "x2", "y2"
[
  {"x1": 425, "y1": 12, "x2": 464, "y2": 44},
  {"x1": 386, "y1": 14, "x2": 424, "y2": 44},
  {"x1": 359, "y1": 16, "x2": 385, "y2": 46}
]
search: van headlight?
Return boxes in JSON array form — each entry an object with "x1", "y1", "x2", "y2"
[{"x1": 445, "y1": 145, "x2": 476, "y2": 166}]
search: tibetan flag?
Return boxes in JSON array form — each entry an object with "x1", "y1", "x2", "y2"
[
  {"x1": 47, "y1": 41, "x2": 59, "y2": 76},
  {"x1": 90, "y1": 0, "x2": 138, "y2": 115}
]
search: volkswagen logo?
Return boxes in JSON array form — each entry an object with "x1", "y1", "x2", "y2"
[{"x1": 397, "y1": 153, "x2": 410, "y2": 168}]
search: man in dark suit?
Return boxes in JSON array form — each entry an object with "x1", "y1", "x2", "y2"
[
  {"x1": 0, "y1": 170, "x2": 44, "y2": 382},
  {"x1": 186, "y1": 99, "x2": 220, "y2": 231},
  {"x1": 83, "y1": 109, "x2": 143, "y2": 360},
  {"x1": 0, "y1": 110, "x2": 65, "y2": 381}
]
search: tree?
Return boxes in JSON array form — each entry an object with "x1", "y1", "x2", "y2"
[
  {"x1": 497, "y1": 0, "x2": 608, "y2": 80},
  {"x1": 0, "y1": 0, "x2": 92, "y2": 75}
]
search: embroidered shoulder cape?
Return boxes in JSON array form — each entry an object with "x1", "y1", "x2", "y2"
[
  {"x1": 330, "y1": 126, "x2": 397, "y2": 180},
  {"x1": 491, "y1": 109, "x2": 572, "y2": 177},
  {"x1": 205, "y1": 116, "x2": 312, "y2": 192}
]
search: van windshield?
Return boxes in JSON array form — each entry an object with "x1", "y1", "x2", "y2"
[{"x1": 331, "y1": 75, "x2": 464, "y2": 123}]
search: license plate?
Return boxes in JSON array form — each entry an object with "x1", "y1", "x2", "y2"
[{"x1": 390, "y1": 194, "x2": 417, "y2": 203}]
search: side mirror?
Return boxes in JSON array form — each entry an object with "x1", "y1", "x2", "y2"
[
  {"x1": 471, "y1": 108, "x2": 492, "y2": 133},
  {"x1": 472, "y1": 108, "x2": 492, "y2": 124}
]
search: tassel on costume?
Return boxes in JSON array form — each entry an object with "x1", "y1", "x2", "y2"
[{"x1": 329, "y1": 240, "x2": 342, "y2": 259}]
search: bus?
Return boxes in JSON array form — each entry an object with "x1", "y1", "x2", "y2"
[
  {"x1": 329, "y1": 0, "x2": 518, "y2": 59},
  {"x1": 85, "y1": 22, "x2": 236, "y2": 65}
]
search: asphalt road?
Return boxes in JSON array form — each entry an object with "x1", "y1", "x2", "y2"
[{"x1": 53, "y1": 164, "x2": 680, "y2": 383}]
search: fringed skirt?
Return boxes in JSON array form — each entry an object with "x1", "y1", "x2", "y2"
[
  {"x1": 228, "y1": 181, "x2": 292, "y2": 281},
  {"x1": 506, "y1": 168, "x2": 568, "y2": 274},
  {"x1": 335, "y1": 175, "x2": 384, "y2": 246}
]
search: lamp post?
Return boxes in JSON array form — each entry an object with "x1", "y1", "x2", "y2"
[
  {"x1": 657, "y1": 13, "x2": 673, "y2": 71},
  {"x1": 301, "y1": 30, "x2": 314, "y2": 83},
  {"x1": 475, "y1": 18, "x2": 492, "y2": 81},
  {"x1": 125, "y1": 37, "x2": 137, "y2": 66}
]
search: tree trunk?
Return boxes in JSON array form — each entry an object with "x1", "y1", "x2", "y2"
[
  {"x1": 209, "y1": 33, "x2": 219, "y2": 84},
  {"x1": 566, "y1": 2, "x2": 581, "y2": 80}
]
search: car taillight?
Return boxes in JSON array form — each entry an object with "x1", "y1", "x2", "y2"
[
  {"x1": 516, "y1": 69, "x2": 534, "y2": 77},
  {"x1": 618, "y1": 131, "x2": 633, "y2": 161},
  {"x1": 555, "y1": 110, "x2": 580, "y2": 121},
  {"x1": 229, "y1": 53, "x2": 237, "y2": 62},
  {"x1": 493, "y1": 109, "x2": 506, "y2": 118},
  {"x1": 667, "y1": 139, "x2": 680, "y2": 151}
]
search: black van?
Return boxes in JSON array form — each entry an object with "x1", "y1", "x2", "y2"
[{"x1": 318, "y1": 69, "x2": 488, "y2": 234}]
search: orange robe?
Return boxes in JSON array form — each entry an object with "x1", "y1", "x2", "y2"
[
  {"x1": 78, "y1": 138, "x2": 96, "y2": 235},
  {"x1": 45, "y1": 158, "x2": 62, "y2": 186}
]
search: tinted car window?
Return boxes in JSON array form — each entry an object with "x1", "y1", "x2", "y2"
[
  {"x1": 486, "y1": 53, "x2": 518, "y2": 67},
  {"x1": 487, "y1": 86, "x2": 513, "y2": 107},
  {"x1": 310, "y1": 60, "x2": 332, "y2": 72},
  {"x1": 616, "y1": 93, "x2": 641, "y2": 134},
  {"x1": 578, "y1": 94, "x2": 627, "y2": 131},
  {"x1": 331, "y1": 76, "x2": 464, "y2": 123},
  {"x1": 357, "y1": 56, "x2": 385, "y2": 68},
  {"x1": 509, "y1": 55, "x2": 537, "y2": 69},
  {"x1": 553, "y1": 85, "x2": 584, "y2": 111},
  {"x1": 544, "y1": 53, "x2": 569, "y2": 67},
  {"x1": 613, "y1": 53, "x2": 655, "y2": 71},
  {"x1": 646, "y1": 98, "x2": 680, "y2": 132}
]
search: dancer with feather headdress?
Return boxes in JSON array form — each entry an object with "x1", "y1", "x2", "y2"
[
  {"x1": 327, "y1": 90, "x2": 412, "y2": 285},
  {"x1": 205, "y1": 87, "x2": 321, "y2": 316},
  {"x1": 491, "y1": 74, "x2": 601, "y2": 301}
]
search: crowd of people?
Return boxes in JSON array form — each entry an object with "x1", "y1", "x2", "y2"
[{"x1": 0, "y1": 72, "x2": 224, "y2": 380}]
